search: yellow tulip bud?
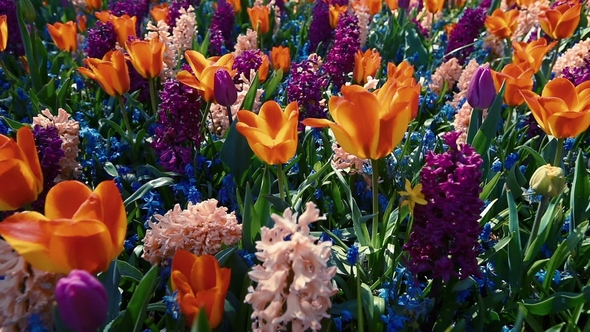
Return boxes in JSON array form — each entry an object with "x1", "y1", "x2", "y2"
[{"x1": 530, "y1": 164, "x2": 565, "y2": 198}]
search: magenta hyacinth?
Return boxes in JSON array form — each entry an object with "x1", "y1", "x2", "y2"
[
  {"x1": 323, "y1": 13, "x2": 360, "y2": 89},
  {"x1": 404, "y1": 131, "x2": 484, "y2": 282},
  {"x1": 31, "y1": 125, "x2": 64, "y2": 212},
  {"x1": 286, "y1": 57, "x2": 328, "y2": 130},
  {"x1": 208, "y1": 0, "x2": 235, "y2": 55},
  {"x1": 84, "y1": 21, "x2": 117, "y2": 59},
  {"x1": 445, "y1": 6, "x2": 488, "y2": 65},
  {"x1": 308, "y1": 0, "x2": 333, "y2": 53}
]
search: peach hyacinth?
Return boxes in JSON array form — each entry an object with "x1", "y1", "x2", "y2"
[{"x1": 245, "y1": 202, "x2": 338, "y2": 332}]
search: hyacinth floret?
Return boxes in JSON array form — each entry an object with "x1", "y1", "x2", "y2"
[
  {"x1": 308, "y1": 0, "x2": 333, "y2": 54},
  {"x1": 323, "y1": 13, "x2": 360, "y2": 89},
  {"x1": 404, "y1": 131, "x2": 484, "y2": 282},
  {"x1": 286, "y1": 55, "x2": 328, "y2": 130},
  {"x1": 0, "y1": 0, "x2": 23, "y2": 55},
  {"x1": 233, "y1": 49, "x2": 265, "y2": 81},
  {"x1": 245, "y1": 202, "x2": 338, "y2": 332},
  {"x1": 445, "y1": 7, "x2": 487, "y2": 65},
  {"x1": 84, "y1": 22, "x2": 117, "y2": 59},
  {"x1": 208, "y1": 0, "x2": 235, "y2": 55},
  {"x1": 32, "y1": 125, "x2": 65, "y2": 212}
]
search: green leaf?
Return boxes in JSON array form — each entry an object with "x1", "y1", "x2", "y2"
[
  {"x1": 477, "y1": 233, "x2": 511, "y2": 265},
  {"x1": 524, "y1": 197, "x2": 560, "y2": 265},
  {"x1": 472, "y1": 83, "x2": 506, "y2": 159},
  {"x1": 97, "y1": 260, "x2": 122, "y2": 326},
  {"x1": 0, "y1": 117, "x2": 26, "y2": 131},
  {"x1": 480, "y1": 172, "x2": 501, "y2": 201},
  {"x1": 570, "y1": 151, "x2": 590, "y2": 232},
  {"x1": 263, "y1": 69, "x2": 283, "y2": 101},
  {"x1": 404, "y1": 24, "x2": 428, "y2": 67},
  {"x1": 240, "y1": 73, "x2": 260, "y2": 111},
  {"x1": 507, "y1": 190, "x2": 522, "y2": 296},
  {"x1": 220, "y1": 121, "x2": 254, "y2": 182},
  {"x1": 332, "y1": 167, "x2": 370, "y2": 246},
  {"x1": 190, "y1": 305, "x2": 212, "y2": 332},
  {"x1": 117, "y1": 260, "x2": 144, "y2": 283},
  {"x1": 262, "y1": 194, "x2": 290, "y2": 212},
  {"x1": 199, "y1": 31, "x2": 211, "y2": 56},
  {"x1": 115, "y1": 265, "x2": 158, "y2": 332},
  {"x1": 523, "y1": 286, "x2": 590, "y2": 315},
  {"x1": 240, "y1": 183, "x2": 256, "y2": 252},
  {"x1": 506, "y1": 166, "x2": 524, "y2": 199},
  {"x1": 517, "y1": 145, "x2": 547, "y2": 169},
  {"x1": 124, "y1": 177, "x2": 174, "y2": 206}
]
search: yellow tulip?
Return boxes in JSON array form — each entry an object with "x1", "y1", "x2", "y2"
[
  {"x1": 78, "y1": 50, "x2": 130, "y2": 97},
  {"x1": 46, "y1": 21, "x2": 78, "y2": 52},
  {"x1": 177, "y1": 50, "x2": 236, "y2": 103},
  {"x1": 236, "y1": 101, "x2": 299, "y2": 165},
  {"x1": 0, "y1": 180, "x2": 127, "y2": 274},
  {"x1": 302, "y1": 77, "x2": 420, "y2": 160},
  {"x1": 0, "y1": 126, "x2": 43, "y2": 211},
  {"x1": 521, "y1": 78, "x2": 590, "y2": 138},
  {"x1": 125, "y1": 38, "x2": 166, "y2": 79}
]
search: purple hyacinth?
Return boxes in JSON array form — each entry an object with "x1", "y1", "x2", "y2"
[
  {"x1": 308, "y1": 0, "x2": 333, "y2": 54},
  {"x1": 31, "y1": 125, "x2": 64, "y2": 212},
  {"x1": 563, "y1": 59, "x2": 590, "y2": 86},
  {"x1": 208, "y1": 0, "x2": 235, "y2": 55},
  {"x1": 109, "y1": 0, "x2": 149, "y2": 33},
  {"x1": 0, "y1": 0, "x2": 24, "y2": 55},
  {"x1": 128, "y1": 61, "x2": 150, "y2": 103},
  {"x1": 445, "y1": 7, "x2": 487, "y2": 65},
  {"x1": 233, "y1": 49, "x2": 264, "y2": 82},
  {"x1": 152, "y1": 73, "x2": 203, "y2": 172},
  {"x1": 85, "y1": 22, "x2": 117, "y2": 59},
  {"x1": 404, "y1": 131, "x2": 484, "y2": 282},
  {"x1": 286, "y1": 57, "x2": 329, "y2": 130},
  {"x1": 323, "y1": 13, "x2": 360, "y2": 89}
]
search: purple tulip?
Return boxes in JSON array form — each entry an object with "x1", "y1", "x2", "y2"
[
  {"x1": 467, "y1": 64, "x2": 496, "y2": 110},
  {"x1": 55, "y1": 270, "x2": 108, "y2": 332},
  {"x1": 214, "y1": 68, "x2": 238, "y2": 107}
]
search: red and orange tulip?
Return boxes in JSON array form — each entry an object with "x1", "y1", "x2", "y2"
[
  {"x1": 424, "y1": 0, "x2": 444, "y2": 13},
  {"x1": 539, "y1": 1, "x2": 581, "y2": 40},
  {"x1": 0, "y1": 126, "x2": 43, "y2": 211},
  {"x1": 511, "y1": 38, "x2": 557, "y2": 74},
  {"x1": 177, "y1": 50, "x2": 236, "y2": 103},
  {"x1": 0, "y1": 180, "x2": 127, "y2": 274},
  {"x1": 270, "y1": 46, "x2": 290, "y2": 73},
  {"x1": 111, "y1": 14, "x2": 137, "y2": 46},
  {"x1": 247, "y1": 6, "x2": 270, "y2": 34},
  {"x1": 47, "y1": 21, "x2": 78, "y2": 52},
  {"x1": 125, "y1": 38, "x2": 166, "y2": 79},
  {"x1": 485, "y1": 9, "x2": 519, "y2": 39},
  {"x1": 236, "y1": 101, "x2": 299, "y2": 165},
  {"x1": 302, "y1": 77, "x2": 420, "y2": 160},
  {"x1": 491, "y1": 63, "x2": 534, "y2": 107},
  {"x1": 78, "y1": 50, "x2": 130, "y2": 97},
  {"x1": 354, "y1": 49, "x2": 382, "y2": 85},
  {"x1": 0, "y1": 15, "x2": 7, "y2": 52},
  {"x1": 171, "y1": 250, "x2": 231, "y2": 328},
  {"x1": 329, "y1": 5, "x2": 348, "y2": 29},
  {"x1": 521, "y1": 78, "x2": 590, "y2": 138},
  {"x1": 150, "y1": 3, "x2": 169, "y2": 22}
]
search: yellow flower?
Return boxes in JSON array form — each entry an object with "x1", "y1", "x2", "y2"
[{"x1": 398, "y1": 179, "x2": 427, "y2": 214}]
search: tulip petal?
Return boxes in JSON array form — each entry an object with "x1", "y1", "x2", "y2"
[
  {"x1": 172, "y1": 250, "x2": 197, "y2": 290},
  {"x1": 91, "y1": 180, "x2": 126, "y2": 253},
  {"x1": 17, "y1": 127, "x2": 43, "y2": 191},
  {"x1": 190, "y1": 255, "x2": 220, "y2": 293},
  {"x1": 171, "y1": 270, "x2": 194, "y2": 295},
  {"x1": 45, "y1": 181, "x2": 93, "y2": 219},
  {"x1": 0, "y1": 159, "x2": 41, "y2": 211},
  {"x1": 236, "y1": 110, "x2": 260, "y2": 128},
  {"x1": 236, "y1": 124, "x2": 274, "y2": 147},
  {"x1": 543, "y1": 78, "x2": 577, "y2": 110},
  {"x1": 521, "y1": 90, "x2": 548, "y2": 133},
  {"x1": 49, "y1": 219, "x2": 113, "y2": 274},
  {"x1": 177, "y1": 70, "x2": 203, "y2": 91},
  {"x1": 303, "y1": 118, "x2": 359, "y2": 157},
  {"x1": 194, "y1": 287, "x2": 226, "y2": 328},
  {"x1": 547, "y1": 111, "x2": 590, "y2": 138},
  {"x1": 258, "y1": 101, "x2": 286, "y2": 137},
  {"x1": 184, "y1": 50, "x2": 210, "y2": 77}
]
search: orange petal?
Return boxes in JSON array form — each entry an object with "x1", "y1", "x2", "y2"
[
  {"x1": 171, "y1": 270, "x2": 194, "y2": 295},
  {"x1": 542, "y1": 78, "x2": 577, "y2": 109},
  {"x1": 172, "y1": 250, "x2": 197, "y2": 289},
  {"x1": 45, "y1": 180, "x2": 93, "y2": 219},
  {"x1": 547, "y1": 111, "x2": 590, "y2": 138},
  {"x1": 258, "y1": 101, "x2": 286, "y2": 138},
  {"x1": 93, "y1": 180, "x2": 127, "y2": 256},
  {"x1": 0, "y1": 160, "x2": 41, "y2": 211},
  {"x1": 177, "y1": 70, "x2": 203, "y2": 91},
  {"x1": 16, "y1": 127, "x2": 43, "y2": 193},
  {"x1": 190, "y1": 254, "x2": 220, "y2": 293},
  {"x1": 194, "y1": 287, "x2": 226, "y2": 328}
]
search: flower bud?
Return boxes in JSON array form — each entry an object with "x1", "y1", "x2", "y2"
[
  {"x1": 530, "y1": 164, "x2": 565, "y2": 198},
  {"x1": 55, "y1": 270, "x2": 108, "y2": 332},
  {"x1": 214, "y1": 68, "x2": 238, "y2": 107},
  {"x1": 467, "y1": 64, "x2": 496, "y2": 110}
]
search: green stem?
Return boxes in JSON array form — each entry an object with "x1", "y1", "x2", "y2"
[
  {"x1": 356, "y1": 266, "x2": 364, "y2": 332},
  {"x1": 148, "y1": 78, "x2": 159, "y2": 117},
  {"x1": 277, "y1": 163, "x2": 285, "y2": 201},
  {"x1": 371, "y1": 159, "x2": 380, "y2": 249},
  {"x1": 199, "y1": 101, "x2": 213, "y2": 139},
  {"x1": 118, "y1": 96, "x2": 133, "y2": 137},
  {"x1": 553, "y1": 138, "x2": 564, "y2": 167},
  {"x1": 225, "y1": 105, "x2": 233, "y2": 126},
  {"x1": 547, "y1": 40, "x2": 561, "y2": 82},
  {"x1": 526, "y1": 196, "x2": 549, "y2": 252}
]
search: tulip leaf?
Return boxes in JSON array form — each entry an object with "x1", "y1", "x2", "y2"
[
  {"x1": 199, "y1": 31, "x2": 211, "y2": 57},
  {"x1": 263, "y1": 69, "x2": 283, "y2": 101},
  {"x1": 516, "y1": 145, "x2": 547, "y2": 170},
  {"x1": 123, "y1": 177, "x2": 174, "y2": 207},
  {"x1": 220, "y1": 120, "x2": 254, "y2": 184},
  {"x1": 472, "y1": 83, "x2": 506, "y2": 171},
  {"x1": 0, "y1": 117, "x2": 26, "y2": 131},
  {"x1": 115, "y1": 265, "x2": 158, "y2": 332},
  {"x1": 117, "y1": 260, "x2": 144, "y2": 284},
  {"x1": 262, "y1": 194, "x2": 290, "y2": 212},
  {"x1": 506, "y1": 190, "x2": 522, "y2": 297},
  {"x1": 98, "y1": 260, "x2": 123, "y2": 326},
  {"x1": 524, "y1": 196, "x2": 560, "y2": 266},
  {"x1": 523, "y1": 286, "x2": 590, "y2": 315},
  {"x1": 190, "y1": 308, "x2": 212, "y2": 332},
  {"x1": 570, "y1": 151, "x2": 590, "y2": 232},
  {"x1": 240, "y1": 182, "x2": 256, "y2": 252},
  {"x1": 404, "y1": 24, "x2": 428, "y2": 68},
  {"x1": 240, "y1": 73, "x2": 260, "y2": 111}
]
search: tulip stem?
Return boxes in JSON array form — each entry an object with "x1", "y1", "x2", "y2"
[
  {"x1": 547, "y1": 40, "x2": 561, "y2": 82},
  {"x1": 225, "y1": 105, "x2": 233, "y2": 126},
  {"x1": 355, "y1": 264, "x2": 365, "y2": 332},
  {"x1": 371, "y1": 159, "x2": 380, "y2": 249},
  {"x1": 118, "y1": 96, "x2": 133, "y2": 137},
  {"x1": 277, "y1": 163, "x2": 286, "y2": 201},
  {"x1": 553, "y1": 138, "x2": 564, "y2": 168},
  {"x1": 148, "y1": 78, "x2": 159, "y2": 117},
  {"x1": 526, "y1": 196, "x2": 549, "y2": 253}
]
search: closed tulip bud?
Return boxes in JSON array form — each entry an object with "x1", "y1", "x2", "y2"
[
  {"x1": 214, "y1": 69, "x2": 237, "y2": 106},
  {"x1": 55, "y1": 270, "x2": 108, "y2": 332},
  {"x1": 467, "y1": 65, "x2": 496, "y2": 109},
  {"x1": 47, "y1": 21, "x2": 78, "y2": 53},
  {"x1": 530, "y1": 164, "x2": 565, "y2": 198}
]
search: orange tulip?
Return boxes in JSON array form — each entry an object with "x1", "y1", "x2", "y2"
[
  {"x1": 236, "y1": 101, "x2": 299, "y2": 165},
  {"x1": 258, "y1": 54, "x2": 270, "y2": 83},
  {"x1": 0, "y1": 180, "x2": 126, "y2": 274},
  {"x1": 512, "y1": 38, "x2": 557, "y2": 74},
  {"x1": 171, "y1": 250, "x2": 231, "y2": 328},
  {"x1": 247, "y1": 6, "x2": 270, "y2": 35},
  {"x1": 445, "y1": 22, "x2": 457, "y2": 36},
  {"x1": 150, "y1": 3, "x2": 169, "y2": 22},
  {"x1": 227, "y1": 0, "x2": 241, "y2": 12},
  {"x1": 539, "y1": 2, "x2": 581, "y2": 40},
  {"x1": 84, "y1": 0, "x2": 102, "y2": 11},
  {"x1": 77, "y1": 15, "x2": 87, "y2": 33},
  {"x1": 354, "y1": 49, "x2": 382, "y2": 85},
  {"x1": 125, "y1": 38, "x2": 165, "y2": 79},
  {"x1": 386, "y1": 0, "x2": 397, "y2": 11},
  {"x1": 94, "y1": 10, "x2": 112, "y2": 23},
  {"x1": 177, "y1": 50, "x2": 236, "y2": 103},
  {"x1": 270, "y1": 46, "x2": 290, "y2": 73},
  {"x1": 0, "y1": 127, "x2": 43, "y2": 211},
  {"x1": 367, "y1": 0, "x2": 383, "y2": 15},
  {"x1": 491, "y1": 63, "x2": 534, "y2": 106},
  {"x1": 521, "y1": 78, "x2": 590, "y2": 138},
  {"x1": 302, "y1": 77, "x2": 420, "y2": 160},
  {"x1": 47, "y1": 21, "x2": 78, "y2": 52},
  {"x1": 424, "y1": 0, "x2": 444, "y2": 13},
  {"x1": 78, "y1": 50, "x2": 130, "y2": 97},
  {"x1": 329, "y1": 5, "x2": 348, "y2": 29},
  {"x1": 20, "y1": 55, "x2": 29, "y2": 74},
  {"x1": 0, "y1": 15, "x2": 7, "y2": 52},
  {"x1": 111, "y1": 15, "x2": 137, "y2": 46},
  {"x1": 387, "y1": 60, "x2": 415, "y2": 82},
  {"x1": 485, "y1": 9, "x2": 519, "y2": 39}
]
